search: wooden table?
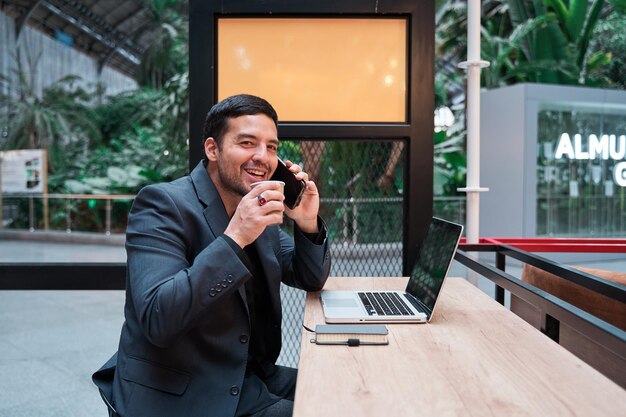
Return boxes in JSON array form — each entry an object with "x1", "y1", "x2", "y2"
[{"x1": 294, "y1": 277, "x2": 626, "y2": 416}]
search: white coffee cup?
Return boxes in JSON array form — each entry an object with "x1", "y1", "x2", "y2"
[{"x1": 250, "y1": 180, "x2": 285, "y2": 195}]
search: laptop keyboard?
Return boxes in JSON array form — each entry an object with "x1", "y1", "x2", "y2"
[{"x1": 358, "y1": 292, "x2": 423, "y2": 316}]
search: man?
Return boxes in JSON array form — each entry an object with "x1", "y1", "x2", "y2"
[{"x1": 93, "y1": 94, "x2": 331, "y2": 417}]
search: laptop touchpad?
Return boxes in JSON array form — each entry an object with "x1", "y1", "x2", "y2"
[{"x1": 326, "y1": 298, "x2": 359, "y2": 308}]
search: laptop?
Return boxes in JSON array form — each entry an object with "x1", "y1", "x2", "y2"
[{"x1": 320, "y1": 217, "x2": 463, "y2": 323}]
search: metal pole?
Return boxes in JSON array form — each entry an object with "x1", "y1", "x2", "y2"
[
  {"x1": 42, "y1": 150, "x2": 49, "y2": 230},
  {"x1": 66, "y1": 200, "x2": 72, "y2": 233},
  {"x1": 105, "y1": 198, "x2": 112, "y2": 236},
  {"x1": 352, "y1": 200, "x2": 358, "y2": 245},
  {"x1": 458, "y1": 0, "x2": 490, "y2": 244},
  {"x1": 43, "y1": 194, "x2": 49, "y2": 230},
  {"x1": 495, "y1": 252, "x2": 506, "y2": 305},
  {"x1": 29, "y1": 196, "x2": 35, "y2": 231},
  {"x1": 457, "y1": 0, "x2": 490, "y2": 284},
  {"x1": 342, "y1": 200, "x2": 349, "y2": 242},
  {"x1": 0, "y1": 156, "x2": 3, "y2": 230}
]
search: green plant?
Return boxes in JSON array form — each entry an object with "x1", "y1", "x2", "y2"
[
  {"x1": 125, "y1": 0, "x2": 191, "y2": 161},
  {"x1": 0, "y1": 51, "x2": 101, "y2": 172},
  {"x1": 135, "y1": 0, "x2": 189, "y2": 90},
  {"x1": 160, "y1": 70, "x2": 189, "y2": 151},
  {"x1": 94, "y1": 88, "x2": 167, "y2": 145},
  {"x1": 481, "y1": 13, "x2": 563, "y2": 87},
  {"x1": 506, "y1": 0, "x2": 611, "y2": 85},
  {"x1": 62, "y1": 126, "x2": 187, "y2": 195},
  {"x1": 434, "y1": 123, "x2": 467, "y2": 196},
  {"x1": 587, "y1": 9, "x2": 626, "y2": 87}
]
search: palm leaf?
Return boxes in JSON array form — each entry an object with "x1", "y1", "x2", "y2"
[
  {"x1": 578, "y1": 0, "x2": 606, "y2": 68},
  {"x1": 507, "y1": 0, "x2": 536, "y2": 58},
  {"x1": 567, "y1": 0, "x2": 589, "y2": 41},
  {"x1": 544, "y1": 0, "x2": 571, "y2": 34}
]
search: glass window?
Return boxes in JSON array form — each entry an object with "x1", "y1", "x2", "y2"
[
  {"x1": 217, "y1": 18, "x2": 407, "y2": 122},
  {"x1": 536, "y1": 109, "x2": 626, "y2": 236}
]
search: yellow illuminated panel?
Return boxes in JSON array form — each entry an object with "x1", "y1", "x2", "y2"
[{"x1": 217, "y1": 18, "x2": 407, "y2": 123}]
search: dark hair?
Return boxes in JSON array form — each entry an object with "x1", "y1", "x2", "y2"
[{"x1": 202, "y1": 94, "x2": 278, "y2": 148}]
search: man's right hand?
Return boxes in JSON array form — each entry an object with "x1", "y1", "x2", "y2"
[{"x1": 224, "y1": 182, "x2": 285, "y2": 248}]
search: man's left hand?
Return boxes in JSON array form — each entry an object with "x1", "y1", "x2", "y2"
[{"x1": 283, "y1": 160, "x2": 319, "y2": 233}]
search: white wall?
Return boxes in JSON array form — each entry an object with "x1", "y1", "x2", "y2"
[{"x1": 0, "y1": 11, "x2": 137, "y2": 98}]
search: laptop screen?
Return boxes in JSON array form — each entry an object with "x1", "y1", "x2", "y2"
[{"x1": 405, "y1": 218, "x2": 463, "y2": 312}]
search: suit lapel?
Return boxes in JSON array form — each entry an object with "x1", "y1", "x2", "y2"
[
  {"x1": 189, "y1": 162, "x2": 248, "y2": 305},
  {"x1": 189, "y1": 162, "x2": 229, "y2": 238}
]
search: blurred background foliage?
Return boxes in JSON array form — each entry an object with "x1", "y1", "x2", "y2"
[{"x1": 0, "y1": 0, "x2": 624, "y2": 232}]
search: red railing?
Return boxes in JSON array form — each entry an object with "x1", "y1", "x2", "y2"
[{"x1": 460, "y1": 237, "x2": 626, "y2": 253}]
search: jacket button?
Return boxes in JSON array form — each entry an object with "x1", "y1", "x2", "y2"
[
  {"x1": 209, "y1": 290, "x2": 216, "y2": 297},
  {"x1": 227, "y1": 274, "x2": 234, "y2": 283},
  {"x1": 239, "y1": 334, "x2": 249, "y2": 343},
  {"x1": 230, "y1": 385, "x2": 239, "y2": 396}
]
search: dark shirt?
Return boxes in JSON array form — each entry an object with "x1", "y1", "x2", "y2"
[{"x1": 222, "y1": 224, "x2": 325, "y2": 416}]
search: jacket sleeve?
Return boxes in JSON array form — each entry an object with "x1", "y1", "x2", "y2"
[
  {"x1": 125, "y1": 185, "x2": 251, "y2": 348},
  {"x1": 279, "y1": 216, "x2": 331, "y2": 291}
]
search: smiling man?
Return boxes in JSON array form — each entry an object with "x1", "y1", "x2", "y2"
[{"x1": 93, "y1": 94, "x2": 331, "y2": 417}]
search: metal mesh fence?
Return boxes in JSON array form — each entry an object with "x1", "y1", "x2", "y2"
[
  {"x1": 277, "y1": 139, "x2": 405, "y2": 367},
  {"x1": 280, "y1": 139, "x2": 407, "y2": 275},
  {"x1": 276, "y1": 285, "x2": 306, "y2": 368}
]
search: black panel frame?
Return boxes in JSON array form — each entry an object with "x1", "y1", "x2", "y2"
[
  {"x1": 189, "y1": 0, "x2": 435, "y2": 274},
  {"x1": 0, "y1": 263, "x2": 126, "y2": 290}
]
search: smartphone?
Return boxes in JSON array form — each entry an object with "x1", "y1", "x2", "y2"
[{"x1": 271, "y1": 158, "x2": 306, "y2": 209}]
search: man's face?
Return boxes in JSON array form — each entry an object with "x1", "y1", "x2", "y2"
[{"x1": 208, "y1": 114, "x2": 279, "y2": 198}]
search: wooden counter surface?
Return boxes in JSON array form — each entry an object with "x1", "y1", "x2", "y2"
[{"x1": 294, "y1": 277, "x2": 626, "y2": 416}]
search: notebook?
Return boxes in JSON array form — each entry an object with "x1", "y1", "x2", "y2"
[{"x1": 320, "y1": 217, "x2": 463, "y2": 323}]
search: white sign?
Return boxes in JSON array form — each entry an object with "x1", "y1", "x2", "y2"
[
  {"x1": 554, "y1": 133, "x2": 626, "y2": 187},
  {"x1": 616, "y1": 161, "x2": 626, "y2": 187},
  {"x1": 0, "y1": 149, "x2": 47, "y2": 194}
]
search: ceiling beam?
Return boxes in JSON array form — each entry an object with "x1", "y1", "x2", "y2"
[
  {"x1": 98, "y1": 20, "x2": 150, "y2": 75},
  {"x1": 111, "y1": 4, "x2": 145, "y2": 32},
  {"x1": 37, "y1": 1, "x2": 141, "y2": 69},
  {"x1": 15, "y1": 0, "x2": 46, "y2": 44}
]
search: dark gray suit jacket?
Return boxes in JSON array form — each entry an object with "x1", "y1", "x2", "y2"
[{"x1": 94, "y1": 161, "x2": 331, "y2": 417}]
